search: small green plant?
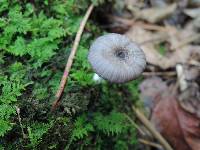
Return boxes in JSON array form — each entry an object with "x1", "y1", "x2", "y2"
[
  {"x1": 72, "y1": 115, "x2": 94, "y2": 141},
  {"x1": 93, "y1": 111, "x2": 127, "y2": 135},
  {"x1": 27, "y1": 121, "x2": 54, "y2": 148},
  {"x1": 156, "y1": 43, "x2": 167, "y2": 56},
  {"x1": 0, "y1": 104, "x2": 16, "y2": 137},
  {"x1": 0, "y1": 68, "x2": 31, "y2": 136}
]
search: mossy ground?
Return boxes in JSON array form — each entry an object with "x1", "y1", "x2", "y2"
[{"x1": 0, "y1": 1, "x2": 142, "y2": 149}]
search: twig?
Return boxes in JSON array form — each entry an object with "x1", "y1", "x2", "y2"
[
  {"x1": 15, "y1": 106, "x2": 26, "y2": 139},
  {"x1": 142, "y1": 71, "x2": 176, "y2": 77},
  {"x1": 124, "y1": 113, "x2": 146, "y2": 136},
  {"x1": 135, "y1": 22, "x2": 169, "y2": 32},
  {"x1": 52, "y1": 4, "x2": 94, "y2": 110},
  {"x1": 107, "y1": 15, "x2": 135, "y2": 26},
  {"x1": 107, "y1": 15, "x2": 169, "y2": 32},
  {"x1": 132, "y1": 106, "x2": 173, "y2": 150},
  {"x1": 139, "y1": 33, "x2": 169, "y2": 45},
  {"x1": 138, "y1": 138, "x2": 163, "y2": 149}
]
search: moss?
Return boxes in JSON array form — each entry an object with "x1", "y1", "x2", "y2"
[{"x1": 0, "y1": 0, "x2": 140, "y2": 149}]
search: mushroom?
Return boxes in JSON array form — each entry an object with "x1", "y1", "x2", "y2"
[{"x1": 88, "y1": 33, "x2": 146, "y2": 83}]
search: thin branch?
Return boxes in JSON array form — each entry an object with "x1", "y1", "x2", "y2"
[
  {"x1": 15, "y1": 106, "x2": 26, "y2": 139},
  {"x1": 138, "y1": 138, "x2": 163, "y2": 149},
  {"x1": 107, "y1": 15, "x2": 169, "y2": 32},
  {"x1": 142, "y1": 71, "x2": 176, "y2": 77},
  {"x1": 52, "y1": 4, "x2": 94, "y2": 111},
  {"x1": 124, "y1": 113, "x2": 146, "y2": 136},
  {"x1": 139, "y1": 33, "x2": 169, "y2": 45},
  {"x1": 135, "y1": 21, "x2": 169, "y2": 32},
  {"x1": 132, "y1": 106, "x2": 173, "y2": 150}
]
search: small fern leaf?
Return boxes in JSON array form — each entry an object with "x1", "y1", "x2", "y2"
[
  {"x1": 72, "y1": 115, "x2": 94, "y2": 141},
  {"x1": 93, "y1": 111, "x2": 127, "y2": 136}
]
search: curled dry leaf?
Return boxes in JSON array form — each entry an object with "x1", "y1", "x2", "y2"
[{"x1": 139, "y1": 77, "x2": 200, "y2": 150}]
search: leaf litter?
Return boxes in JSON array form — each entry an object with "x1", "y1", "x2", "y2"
[{"x1": 106, "y1": 0, "x2": 200, "y2": 149}]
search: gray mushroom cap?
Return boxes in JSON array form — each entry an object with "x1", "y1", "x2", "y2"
[{"x1": 88, "y1": 33, "x2": 146, "y2": 83}]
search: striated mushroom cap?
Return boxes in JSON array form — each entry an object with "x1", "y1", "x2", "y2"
[{"x1": 88, "y1": 33, "x2": 146, "y2": 83}]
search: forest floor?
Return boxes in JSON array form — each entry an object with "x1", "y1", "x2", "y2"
[{"x1": 0, "y1": 0, "x2": 199, "y2": 150}]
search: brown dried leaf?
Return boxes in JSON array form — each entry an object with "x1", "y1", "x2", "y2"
[{"x1": 140, "y1": 77, "x2": 200, "y2": 150}]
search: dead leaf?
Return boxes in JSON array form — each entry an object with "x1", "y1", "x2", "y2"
[
  {"x1": 184, "y1": 67, "x2": 199, "y2": 80},
  {"x1": 150, "y1": 0, "x2": 168, "y2": 7},
  {"x1": 139, "y1": 77, "x2": 200, "y2": 150},
  {"x1": 125, "y1": 25, "x2": 200, "y2": 69},
  {"x1": 140, "y1": 77, "x2": 168, "y2": 110},
  {"x1": 184, "y1": 8, "x2": 200, "y2": 18},
  {"x1": 165, "y1": 25, "x2": 199, "y2": 50},
  {"x1": 134, "y1": 3, "x2": 177, "y2": 23},
  {"x1": 124, "y1": 0, "x2": 144, "y2": 7},
  {"x1": 193, "y1": 17, "x2": 200, "y2": 29},
  {"x1": 151, "y1": 95, "x2": 191, "y2": 150},
  {"x1": 189, "y1": 0, "x2": 200, "y2": 7},
  {"x1": 179, "y1": 83, "x2": 200, "y2": 118}
]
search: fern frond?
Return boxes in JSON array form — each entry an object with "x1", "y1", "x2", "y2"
[
  {"x1": 28, "y1": 121, "x2": 54, "y2": 147},
  {"x1": 72, "y1": 115, "x2": 94, "y2": 141},
  {"x1": 93, "y1": 112, "x2": 127, "y2": 135},
  {"x1": 0, "y1": 104, "x2": 15, "y2": 137}
]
